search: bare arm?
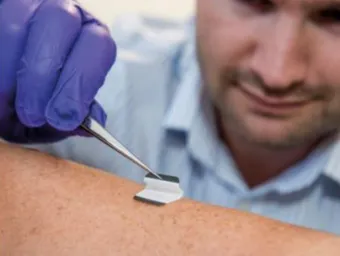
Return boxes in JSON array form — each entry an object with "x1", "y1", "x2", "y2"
[{"x1": 0, "y1": 142, "x2": 339, "y2": 256}]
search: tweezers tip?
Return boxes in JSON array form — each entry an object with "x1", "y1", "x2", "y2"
[{"x1": 151, "y1": 173, "x2": 163, "y2": 180}]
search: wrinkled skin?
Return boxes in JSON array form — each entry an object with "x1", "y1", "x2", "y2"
[
  {"x1": 196, "y1": 0, "x2": 340, "y2": 149},
  {"x1": 0, "y1": 0, "x2": 116, "y2": 143}
]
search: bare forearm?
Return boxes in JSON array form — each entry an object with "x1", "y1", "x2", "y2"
[{"x1": 0, "y1": 142, "x2": 339, "y2": 256}]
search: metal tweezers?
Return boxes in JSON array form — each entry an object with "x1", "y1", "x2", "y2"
[{"x1": 81, "y1": 116, "x2": 162, "y2": 180}]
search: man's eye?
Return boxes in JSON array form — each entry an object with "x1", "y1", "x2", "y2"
[
  {"x1": 237, "y1": 0, "x2": 275, "y2": 13},
  {"x1": 314, "y1": 8, "x2": 340, "y2": 24}
]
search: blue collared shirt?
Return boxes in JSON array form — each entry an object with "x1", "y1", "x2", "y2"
[{"x1": 34, "y1": 15, "x2": 340, "y2": 235}]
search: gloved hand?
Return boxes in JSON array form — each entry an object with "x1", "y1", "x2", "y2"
[{"x1": 0, "y1": 0, "x2": 116, "y2": 143}]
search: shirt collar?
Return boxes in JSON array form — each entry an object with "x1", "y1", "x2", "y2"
[
  {"x1": 161, "y1": 17, "x2": 221, "y2": 171},
  {"x1": 270, "y1": 136, "x2": 339, "y2": 194},
  {"x1": 162, "y1": 17, "x2": 200, "y2": 132},
  {"x1": 323, "y1": 134, "x2": 340, "y2": 184}
]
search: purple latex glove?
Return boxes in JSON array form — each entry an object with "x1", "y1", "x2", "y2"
[{"x1": 0, "y1": 0, "x2": 116, "y2": 143}]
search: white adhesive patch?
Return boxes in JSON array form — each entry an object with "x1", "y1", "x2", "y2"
[{"x1": 134, "y1": 174, "x2": 184, "y2": 205}]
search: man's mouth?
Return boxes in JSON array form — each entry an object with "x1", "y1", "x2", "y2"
[{"x1": 237, "y1": 83, "x2": 309, "y2": 115}]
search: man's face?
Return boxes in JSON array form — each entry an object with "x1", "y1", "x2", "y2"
[{"x1": 196, "y1": 0, "x2": 340, "y2": 149}]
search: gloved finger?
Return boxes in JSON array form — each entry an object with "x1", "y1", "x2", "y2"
[
  {"x1": 88, "y1": 100, "x2": 107, "y2": 126},
  {"x1": 0, "y1": 0, "x2": 43, "y2": 117},
  {"x1": 45, "y1": 22, "x2": 116, "y2": 131},
  {"x1": 15, "y1": 0, "x2": 82, "y2": 127}
]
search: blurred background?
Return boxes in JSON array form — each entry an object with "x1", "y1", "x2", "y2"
[{"x1": 78, "y1": 0, "x2": 195, "y2": 25}]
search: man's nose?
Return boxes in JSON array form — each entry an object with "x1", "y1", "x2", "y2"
[{"x1": 249, "y1": 16, "x2": 308, "y2": 91}]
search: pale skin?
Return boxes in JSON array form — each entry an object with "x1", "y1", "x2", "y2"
[
  {"x1": 0, "y1": 142, "x2": 340, "y2": 256},
  {"x1": 196, "y1": 0, "x2": 340, "y2": 187}
]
